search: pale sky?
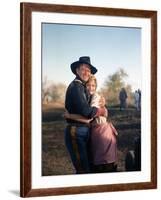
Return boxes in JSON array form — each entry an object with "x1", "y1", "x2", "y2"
[{"x1": 42, "y1": 23, "x2": 141, "y2": 91}]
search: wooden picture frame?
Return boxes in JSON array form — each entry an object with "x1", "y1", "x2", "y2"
[{"x1": 20, "y1": 2, "x2": 157, "y2": 197}]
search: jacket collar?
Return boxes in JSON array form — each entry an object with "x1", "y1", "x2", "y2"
[{"x1": 74, "y1": 76, "x2": 86, "y2": 85}]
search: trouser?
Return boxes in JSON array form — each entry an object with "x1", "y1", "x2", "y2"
[
  {"x1": 65, "y1": 125, "x2": 91, "y2": 174},
  {"x1": 120, "y1": 100, "x2": 126, "y2": 110},
  {"x1": 135, "y1": 100, "x2": 139, "y2": 110},
  {"x1": 91, "y1": 163, "x2": 117, "y2": 173}
]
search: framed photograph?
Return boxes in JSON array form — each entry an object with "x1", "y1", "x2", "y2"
[{"x1": 20, "y1": 2, "x2": 157, "y2": 197}]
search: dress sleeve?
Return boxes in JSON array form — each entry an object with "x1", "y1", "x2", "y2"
[{"x1": 90, "y1": 93, "x2": 100, "y2": 108}]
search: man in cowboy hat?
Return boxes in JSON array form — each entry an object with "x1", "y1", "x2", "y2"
[{"x1": 64, "y1": 56, "x2": 107, "y2": 174}]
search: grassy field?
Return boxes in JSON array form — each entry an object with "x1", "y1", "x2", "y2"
[{"x1": 42, "y1": 102, "x2": 141, "y2": 176}]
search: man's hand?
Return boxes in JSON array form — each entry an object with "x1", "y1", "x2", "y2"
[{"x1": 63, "y1": 110, "x2": 70, "y2": 119}]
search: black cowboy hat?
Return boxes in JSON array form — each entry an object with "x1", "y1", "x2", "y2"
[{"x1": 70, "y1": 56, "x2": 97, "y2": 75}]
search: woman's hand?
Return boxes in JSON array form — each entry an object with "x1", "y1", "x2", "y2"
[{"x1": 99, "y1": 96, "x2": 106, "y2": 107}]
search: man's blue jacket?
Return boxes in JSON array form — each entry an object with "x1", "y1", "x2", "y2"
[{"x1": 65, "y1": 77, "x2": 97, "y2": 124}]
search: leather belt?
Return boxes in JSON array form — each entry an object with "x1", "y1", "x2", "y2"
[{"x1": 67, "y1": 123, "x2": 90, "y2": 128}]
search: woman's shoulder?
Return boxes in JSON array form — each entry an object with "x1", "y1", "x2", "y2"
[{"x1": 92, "y1": 92, "x2": 100, "y2": 99}]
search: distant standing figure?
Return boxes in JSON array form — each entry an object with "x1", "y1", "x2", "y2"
[
  {"x1": 134, "y1": 90, "x2": 140, "y2": 111},
  {"x1": 119, "y1": 88, "x2": 128, "y2": 110},
  {"x1": 138, "y1": 89, "x2": 141, "y2": 110}
]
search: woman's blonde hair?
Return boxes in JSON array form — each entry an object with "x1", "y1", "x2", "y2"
[{"x1": 86, "y1": 75, "x2": 97, "y2": 89}]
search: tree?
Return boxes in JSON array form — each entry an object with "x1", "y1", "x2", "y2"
[
  {"x1": 100, "y1": 68, "x2": 132, "y2": 106},
  {"x1": 125, "y1": 84, "x2": 134, "y2": 105},
  {"x1": 48, "y1": 83, "x2": 66, "y2": 102},
  {"x1": 42, "y1": 76, "x2": 67, "y2": 104},
  {"x1": 42, "y1": 76, "x2": 50, "y2": 104}
]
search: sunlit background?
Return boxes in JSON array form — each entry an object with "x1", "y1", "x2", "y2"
[{"x1": 42, "y1": 23, "x2": 141, "y2": 105}]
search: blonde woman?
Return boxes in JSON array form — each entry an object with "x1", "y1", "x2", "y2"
[{"x1": 65, "y1": 75, "x2": 118, "y2": 173}]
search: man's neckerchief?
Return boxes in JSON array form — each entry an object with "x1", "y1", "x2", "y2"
[{"x1": 74, "y1": 77, "x2": 91, "y2": 104}]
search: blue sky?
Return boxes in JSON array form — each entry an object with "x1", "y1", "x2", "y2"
[{"x1": 42, "y1": 23, "x2": 141, "y2": 91}]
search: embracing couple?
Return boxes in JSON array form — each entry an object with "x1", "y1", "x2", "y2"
[{"x1": 64, "y1": 56, "x2": 118, "y2": 174}]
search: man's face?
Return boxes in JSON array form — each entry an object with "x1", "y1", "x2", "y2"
[{"x1": 76, "y1": 64, "x2": 91, "y2": 82}]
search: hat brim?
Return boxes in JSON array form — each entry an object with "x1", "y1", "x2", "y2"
[{"x1": 71, "y1": 61, "x2": 97, "y2": 75}]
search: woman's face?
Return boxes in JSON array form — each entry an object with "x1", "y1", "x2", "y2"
[{"x1": 86, "y1": 80, "x2": 96, "y2": 95}]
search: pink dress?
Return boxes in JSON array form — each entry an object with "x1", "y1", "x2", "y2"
[{"x1": 90, "y1": 93, "x2": 118, "y2": 165}]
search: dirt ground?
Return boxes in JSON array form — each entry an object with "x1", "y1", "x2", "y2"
[{"x1": 42, "y1": 103, "x2": 141, "y2": 176}]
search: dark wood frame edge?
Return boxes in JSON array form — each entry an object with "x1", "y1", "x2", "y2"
[{"x1": 20, "y1": 2, "x2": 157, "y2": 197}]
